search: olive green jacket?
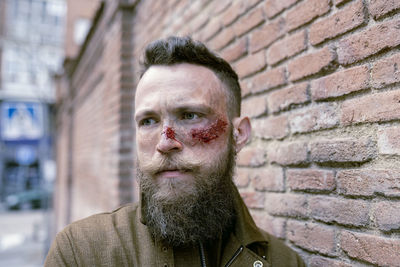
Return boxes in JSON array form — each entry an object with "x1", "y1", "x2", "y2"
[{"x1": 45, "y1": 187, "x2": 305, "y2": 267}]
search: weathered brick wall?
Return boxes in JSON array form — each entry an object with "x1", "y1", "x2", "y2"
[
  {"x1": 56, "y1": 0, "x2": 400, "y2": 265},
  {"x1": 64, "y1": 0, "x2": 101, "y2": 58},
  {"x1": 130, "y1": 0, "x2": 400, "y2": 265},
  {"x1": 55, "y1": 1, "x2": 136, "y2": 229}
]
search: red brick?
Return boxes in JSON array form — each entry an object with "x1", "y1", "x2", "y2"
[
  {"x1": 209, "y1": 28, "x2": 236, "y2": 51},
  {"x1": 285, "y1": 0, "x2": 330, "y2": 31},
  {"x1": 252, "y1": 114, "x2": 289, "y2": 139},
  {"x1": 334, "y1": 0, "x2": 350, "y2": 5},
  {"x1": 268, "y1": 141, "x2": 308, "y2": 166},
  {"x1": 288, "y1": 47, "x2": 336, "y2": 81},
  {"x1": 371, "y1": 53, "x2": 400, "y2": 88},
  {"x1": 241, "y1": 95, "x2": 268, "y2": 117},
  {"x1": 310, "y1": 138, "x2": 375, "y2": 163},
  {"x1": 240, "y1": 191, "x2": 265, "y2": 209},
  {"x1": 268, "y1": 82, "x2": 309, "y2": 113},
  {"x1": 252, "y1": 212, "x2": 286, "y2": 239},
  {"x1": 337, "y1": 169, "x2": 400, "y2": 197},
  {"x1": 220, "y1": 37, "x2": 247, "y2": 63},
  {"x1": 311, "y1": 65, "x2": 369, "y2": 101},
  {"x1": 198, "y1": 18, "x2": 222, "y2": 41},
  {"x1": 244, "y1": 67, "x2": 286, "y2": 94},
  {"x1": 337, "y1": 18, "x2": 400, "y2": 65},
  {"x1": 378, "y1": 125, "x2": 400, "y2": 155},
  {"x1": 264, "y1": 0, "x2": 299, "y2": 18},
  {"x1": 267, "y1": 30, "x2": 306, "y2": 65},
  {"x1": 250, "y1": 18, "x2": 286, "y2": 52},
  {"x1": 309, "y1": 256, "x2": 353, "y2": 267},
  {"x1": 289, "y1": 103, "x2": 339, "y2": 133},
  {"x1": 371, "y1": 201, "x2": 400, "y2": 231},
  {"x1": 341, "y1": 231, "x2": 400, "y2": 266},
  {"x1": 212, "y1": 0, "x2": 232, "y2": 15},
  {"x1": 237, "y1": 145, "x2": 267, "y2": 167},
  {"x1": 222, "y1": 1, "x2": 247, "y2": 26},
  {"x1": 252, "y1": 166, "x2": 285, "y2": 192},
  {"x1": 287, "y1": 221, "x2": 337, "y2": 256},
  {"x1": 309, "y1": 0, "x2": 365, "y2": 45},
  {"x1": 240, "y1": 79, "x2": 252, "y2": 97},
  {"x1": 287, "y1": 169, "x2": 335, "y2": 192},
  {"x1": 235, "y1": 50, "x2": 266, "y2": 78},
  {"x1": 309, "y1": 196, "x2": 370, "y2": 226},
  {"x1": 233, "y1": 7, "x2": 265, "y2": 37},
  {"x1": 370, "y1": 0, "x2": 400, "y2": 19},
  {"x1": 245, "y1": 0, "x2": 264, "y2": 10},
  {"x1": 265, "y1": 193, "x2": 307, "y2": 217},
  {"x1": 181, "y1": 1, "x2": 200, "y2": 23},
  {"x1": 341, "y1": 90, "x2": 400, "y2": 125},
  {"x1": 235, "y1": 167, "x2": 251, "y2": 187},
  {"x1": 190, "y1": 12, "x2": 210, "y2": 32}
]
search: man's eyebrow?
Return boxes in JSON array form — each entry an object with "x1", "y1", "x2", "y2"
[
  {"x1": 173, "y1": 104, "x2": 213, "y2": 114},
  {"x1": 134, "y1": 109, "x2": 157, "y2": 121},
  {"x1": 135, "y1": 104, "x2": 214, "y2": 121}
]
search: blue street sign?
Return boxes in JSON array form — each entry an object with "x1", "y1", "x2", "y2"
[{"x1": 1, "y1": 102, "x2": 44, "y2": 141}]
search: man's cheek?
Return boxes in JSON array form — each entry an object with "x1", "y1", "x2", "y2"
[
  {"x1": 190, "y1": 118, "x2": 228, "y2": 144},
  {"x1": 164, "y1": 118, "x2": 228, "y2": 145}
]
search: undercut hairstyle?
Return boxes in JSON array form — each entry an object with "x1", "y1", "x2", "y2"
[{"x1": 140, "y1": 36, "x2": 241, "y2": 118}]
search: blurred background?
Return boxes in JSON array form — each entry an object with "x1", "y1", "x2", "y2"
[{"x1": 0, "y1": 0, "x2": 99, "y2": 265}]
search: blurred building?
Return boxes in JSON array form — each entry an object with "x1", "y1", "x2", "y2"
[
  {"x1": 54, "y1": 0, "x2": 135, "y2": 233},
  {"x1": 0, "y1": 0, "x2": 66, "y2": 207}
]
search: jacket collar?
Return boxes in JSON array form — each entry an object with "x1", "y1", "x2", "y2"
[{"x1": 230, "y1": 182, "x2": 269, "y2": 246}]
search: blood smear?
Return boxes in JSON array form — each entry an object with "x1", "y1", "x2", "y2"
[
  {"x1": 164, "y1": 127, "x2": 176, "y2": 140},
  {"x1": 191, "y1": 119, "x2": 227, "y2": 143}
]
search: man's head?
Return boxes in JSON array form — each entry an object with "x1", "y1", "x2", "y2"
[
  {"x1": 134, "y1": 36, "x2": 251, "y2": 246},
  {"x1": 140, "y1": 36, "x2": 241, "y2": 119}
]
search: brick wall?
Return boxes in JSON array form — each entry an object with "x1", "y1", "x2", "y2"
[
  {"x1": 56, "y1": 0, "x2": 400, "y2": 265},
  {"x1": 130, "y1": 0, "x2": 400, "y2": 265},
  {"x1": 64, "y1": 0, "x2": 101, "y2": 58},
  {"x1": 55, "y1": 0, "x2": 137, "y2": 229}
]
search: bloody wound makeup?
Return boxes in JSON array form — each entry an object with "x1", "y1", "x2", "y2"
[
  {"x1": 162, "y1": 118, "x2": 228, "y2": 145},
  {"x1": 191, "y1": 119, "x2": 228, "y2": 143},
  {"x1": 164, "y1": 127, "x2": 176, "y2": 140}
]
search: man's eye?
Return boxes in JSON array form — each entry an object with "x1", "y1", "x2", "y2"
[
  {"x1": 140, "y1": 118, "x2": 157, "y2": 126},
  {"x1": 182, "y1": 112, "x2": 199, "y2": 120}
]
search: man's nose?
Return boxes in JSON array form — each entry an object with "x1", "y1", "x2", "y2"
[{"x1": 156, "y1": 126, "x2": 183, "y2": 154}]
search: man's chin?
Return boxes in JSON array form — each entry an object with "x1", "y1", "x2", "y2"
[{"x1": 153, "y1": 174, "x2": 197, "y2": 202}]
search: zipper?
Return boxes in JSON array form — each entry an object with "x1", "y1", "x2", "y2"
[
  {"x1": 224, "y1": 246, "x2": 243, "y2": 267},
  {"x1": 199, "y1": 241, "x2": 207, "y2": 267}
]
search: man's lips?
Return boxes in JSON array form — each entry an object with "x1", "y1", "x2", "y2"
[{"x1": 156, "y1": 168, "x2": 190, "y2": 178}]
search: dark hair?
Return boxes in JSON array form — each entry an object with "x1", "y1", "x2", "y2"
[{"x1": 140, "y1": 36, "x2": 241, "y2": 118}]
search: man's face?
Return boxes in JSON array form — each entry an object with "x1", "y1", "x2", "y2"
[{"x1": 134, "y1": 63, "x2": 232, "y2": 199}]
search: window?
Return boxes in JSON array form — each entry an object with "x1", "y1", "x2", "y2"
[{"x1": 73, "y1": 18, "x2": 91, "y2": 46}]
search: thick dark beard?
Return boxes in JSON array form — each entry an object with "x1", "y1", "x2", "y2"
[{"x1": 138, "y1": 136, "x2": 237, "y2": 247}]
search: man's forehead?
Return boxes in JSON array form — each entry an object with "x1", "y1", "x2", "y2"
[
  {"x1": 138, "y1": 63, "x2": 221, "y2": 87},
  {"x1": 135, "y1": 63, "x2": 227, "y2": 107}
]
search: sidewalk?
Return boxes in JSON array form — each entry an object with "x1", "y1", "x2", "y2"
[{"x1": 0, "y1": 209, "x2": 48, "y2": 267}]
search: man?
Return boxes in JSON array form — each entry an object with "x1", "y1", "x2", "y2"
[{"x1": 45, "y1": 36, "x2": 305, "y2": 266}]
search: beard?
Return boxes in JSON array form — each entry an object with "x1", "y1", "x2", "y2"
[{"x1": 137, "y1": 133, "x2": 237, "y2": 247}]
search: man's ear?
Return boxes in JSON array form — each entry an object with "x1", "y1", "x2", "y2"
[{"x1": 232, "y1": 116, "x2": 251, "y2": 153}]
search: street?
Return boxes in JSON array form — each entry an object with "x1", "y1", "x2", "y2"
[{"x1": 0, "y1": 209, "x2": 48, "y2": 267}]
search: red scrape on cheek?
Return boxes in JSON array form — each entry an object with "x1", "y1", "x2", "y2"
[
  {"x1": 164, "y1": 127, "x2": 176, "y2": 140},
  {"x1": 190, "y1": 119, "x2": 228, "y2": 143}
]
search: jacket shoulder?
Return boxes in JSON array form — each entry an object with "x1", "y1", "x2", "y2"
[
  {"x1": 45, "y1": 203, "x2": 142, "y2": 266},
  {"x1": 66, "y1": 203, "x2": 139, "y2": 232},
  {"x1": 259, "y1": 228, "x2": 306, "y2": 266}
]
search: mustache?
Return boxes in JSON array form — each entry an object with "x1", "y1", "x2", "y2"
[{"x1": 138, "y1": 155, "x2": 205, "y2": 175}]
